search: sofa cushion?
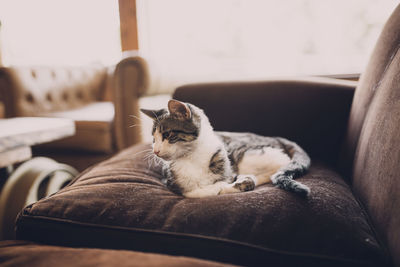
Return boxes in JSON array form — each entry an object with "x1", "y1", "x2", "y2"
[
  {"x1": 0, "y1": 240, "x2": 235, "y2": 267},
  {"x1": 38, "y1": 102, "x2": 115, "y2": 153},
  {"x1": 16, "y1": 144, "x2": 388, "y2": 267}
]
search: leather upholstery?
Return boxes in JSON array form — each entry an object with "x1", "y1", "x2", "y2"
[
  {"x1": 0, "y1": 55, "x2": 149, "y2": 170},
  {"x1": 173, "y1": 77, "x2": 357, "y2": 167},
  {"x1": 112, "y1": 55, "x2": 149, "y2": 150},
  {"x1": 1, "y1": 66, "x2": 107, "y2": 116},
  {"x1": 41, "y1": 102, "x2": 115, "y2": 153},
  {"x1": 0, "y1": 240, "x2": 234, "y2": 267},
  {"x1": 342, "y1": 4, "x2": 400, "y2": 266},
  {"x1": 16, "y1": 144, "x2": 388, "y2": 267}
]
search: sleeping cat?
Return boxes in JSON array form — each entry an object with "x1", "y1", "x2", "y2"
[{"x1": 140, "y1": 99, "x2": 311, "y2": 198}]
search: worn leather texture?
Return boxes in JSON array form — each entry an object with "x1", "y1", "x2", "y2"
[
  {"x1": 340, "y1": 4, "x2": 400, "y2": 267},
  {"x1": 40, "y1": 102, "x2": 115, "y2": 153},
  {"x1": 16, "y1": 144, "x2": 387, "y2": 267},
  {"x1": 174, "y1": 77, "x2": 356, "y2": 167},
  {"x1": 0, "y1": 240, "x2": 235, "y2": 267},
  {"x1": 0, "y1": 66, "x2": 107, "y2": 117}
]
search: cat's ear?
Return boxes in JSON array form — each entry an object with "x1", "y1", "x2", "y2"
[
  {"x1": 140, "y1": 108, "x2": 166, "y2": 120},
  {"x1": 168, "y1": 99, "x2": 191, "y2": 120}
]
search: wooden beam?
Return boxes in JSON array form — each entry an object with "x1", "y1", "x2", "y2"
[{"x1": 118, "y1": 0, "x2": 139, "y2": 51}]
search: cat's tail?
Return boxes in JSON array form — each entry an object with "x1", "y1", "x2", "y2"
[{"x1": 271, "y1": 138, "x2": 311, "y2": 198}]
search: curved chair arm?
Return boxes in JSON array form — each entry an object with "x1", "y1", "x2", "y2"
[{"x1": 111, "y1": 55, "x2": 150, "y2": 150}]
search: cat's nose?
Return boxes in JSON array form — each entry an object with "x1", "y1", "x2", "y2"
[{"x1": 154, "y1": 150, "x2": 160, "y2": 156}]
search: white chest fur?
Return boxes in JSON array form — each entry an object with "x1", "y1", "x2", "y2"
[
  {"x1": 170, "y1": 116, "x2": 226, "y2": 193},
  {"x1": 171, "y1": 157, "x2": 219, "y2": 192}
]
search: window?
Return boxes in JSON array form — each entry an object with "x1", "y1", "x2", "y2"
[
  {"x1": 0, "y1": 0, "x2": 121, "y2": 66},
  {"x1": 137, "y1": 0, "x2": 398, "y2": 86}
]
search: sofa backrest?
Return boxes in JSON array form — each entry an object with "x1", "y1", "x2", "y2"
[
  {"x1": 174, "y1": 77, "x2": 357, "y2": 167},
  {"x1": 342, "y1": 4, "x2": 400, "y2": 266},
  {"x1": 0, "y1": 65, "x2": 107, "y2": 117}
]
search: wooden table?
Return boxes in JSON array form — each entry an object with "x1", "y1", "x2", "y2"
[{"x1": 0, "y1": 117, "x2": 75, "y2": 169}]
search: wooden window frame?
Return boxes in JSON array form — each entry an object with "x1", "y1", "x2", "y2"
[{"x1": 118, "y1": 0, "x2": 139, "y2": 51}]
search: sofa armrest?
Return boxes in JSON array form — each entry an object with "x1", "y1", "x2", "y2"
[
  {"x1": 111, "y1": 55, "x2": 150, "y2": 150},
  {"x1": 173, "y1": 77, "x2": 356, "y2": 165}
]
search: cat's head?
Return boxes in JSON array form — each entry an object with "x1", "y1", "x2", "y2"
[{"x1": 140, "y1": 100, "x2": 207, "y2": 160}]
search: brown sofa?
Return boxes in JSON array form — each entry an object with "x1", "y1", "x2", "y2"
[
  {"x1": 0, "y1": 240, "x2": 235, "y2": 267},
  {"x1": 1, "y1": 4, "x2": 400, "y2": 267},
  {"x1": 0, "y1": 55, "x2": 148, "y2": 171}
]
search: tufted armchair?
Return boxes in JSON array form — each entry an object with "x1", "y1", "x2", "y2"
[{"x1": 0, "y1": 55, "x2": 149, "y2": 171}]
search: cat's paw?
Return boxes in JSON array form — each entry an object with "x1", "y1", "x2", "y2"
[
  {"x1": 233, "y1": 175, "x2": 256, "y2": 192},
  {"x1": 218, "y1": 185, "x2": 240, "y2": 195},
  {"x1": 184, "y1": 188, "x2": 220, "y2": 198}
]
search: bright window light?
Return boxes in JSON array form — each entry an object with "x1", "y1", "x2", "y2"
[
  {"x1": 137, "y1": 0, "x2": 398, "y2": 86},
  {"x1": 0, "y1": 0, "x2": 121, "y2": 66}
]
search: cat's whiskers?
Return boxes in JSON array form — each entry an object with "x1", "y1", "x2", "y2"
[
  {"x1": 143, "y1": 152, "x2": 153, "y2": 161},
  {"x1": 129, "y1": 115, "x2": 145, "y2": 128},
  {"x1": 129, "y1": 114, "x2": 144, "y2": 122},
  {"x1": 144, "y1": 150, "x2": 164, "y2": 172},
  {"x1": 144, "y1": 151, "x2": 158, "y2": 170},
  {"x1": 131, "y1": 148, "x2": 153, "y2": 158}
]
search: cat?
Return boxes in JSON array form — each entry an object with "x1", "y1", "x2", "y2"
[{"x1": 140, "y1": 99, "x2": 311, "y2": 198}]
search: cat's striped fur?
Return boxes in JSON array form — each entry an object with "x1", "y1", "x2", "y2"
[{"x1": 141, "y1": 99, "x2": 311, "y2": 198}]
